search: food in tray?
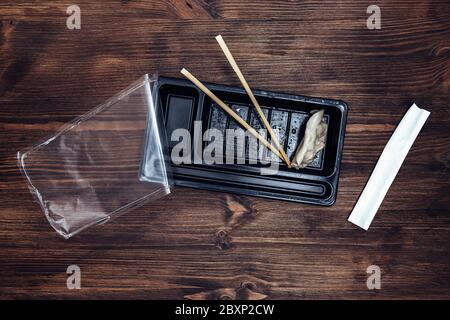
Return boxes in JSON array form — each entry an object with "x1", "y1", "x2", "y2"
[{"x1": 291, "y1": 110, "x2": 328, "y2": 169}]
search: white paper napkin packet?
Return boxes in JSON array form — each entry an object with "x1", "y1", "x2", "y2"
[{"x1": 348, "y1": 103, "x2": 430, "y2": 230}]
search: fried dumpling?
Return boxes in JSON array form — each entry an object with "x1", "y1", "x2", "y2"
[{"x1": 291, "y1": 109, "x2": 327, "y2": 169}]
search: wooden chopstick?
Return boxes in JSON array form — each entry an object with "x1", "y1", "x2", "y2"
[
  {"x1": 215, "y1": 35, "x2": 291, "y2": 167},
  {"x1": 180, "y1": 68, "x2": 285, "y2": 163}
]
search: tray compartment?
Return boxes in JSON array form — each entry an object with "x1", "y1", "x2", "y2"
[
  {"x1": 159, "y1": 84, "x2": 198, "y2": 147},
  {"x1": 206, "y1": 89, "x2": 338, "y2": 175}
]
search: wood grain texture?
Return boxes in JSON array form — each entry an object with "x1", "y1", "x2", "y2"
[{"x1": 0, "y1": 0, "x2": 449, "y2": 299}]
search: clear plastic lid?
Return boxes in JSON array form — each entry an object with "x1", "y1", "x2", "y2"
[{"x1": 18, "y1": 74, "x2": 172, "y2": 239}]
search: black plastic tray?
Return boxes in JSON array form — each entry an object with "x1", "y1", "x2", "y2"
[{"x1": 151, "y1": 76, "x2": 347, "y2": 205}]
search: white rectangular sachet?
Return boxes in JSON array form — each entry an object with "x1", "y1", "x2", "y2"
[{"x1": 348, "y1": 103, "x2": 430, "y2": 230}]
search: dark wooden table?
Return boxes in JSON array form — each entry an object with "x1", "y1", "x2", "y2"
[{"x1": 0, "y1": 0, "x2": 449, "y2": 299}]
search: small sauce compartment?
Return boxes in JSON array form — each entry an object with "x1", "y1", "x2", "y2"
[
  {"x1": 159, "y1": 84, "x2": 198, "y2": 148},
  {"x1": 154, "y1": 77, "x2": 347, "y2": 205}
]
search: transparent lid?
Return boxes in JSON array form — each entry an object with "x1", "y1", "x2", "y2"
[{"x1": 18, "y1": 74, "x2": 172, "y2": 239}]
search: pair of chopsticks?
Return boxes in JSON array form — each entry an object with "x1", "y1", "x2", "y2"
[{"x1": 181, "y1": 35, "x2": 291, "y2": 167}]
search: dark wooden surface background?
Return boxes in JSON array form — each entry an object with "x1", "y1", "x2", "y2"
[{"x1": 0, "y1": 0, "x2": 449, "y2": 299}]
